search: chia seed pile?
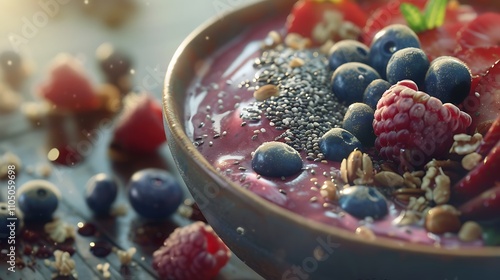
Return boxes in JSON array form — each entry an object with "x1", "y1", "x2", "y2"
[{"x1": 240, "y1": 45, "x2": 347, "y2": 161}]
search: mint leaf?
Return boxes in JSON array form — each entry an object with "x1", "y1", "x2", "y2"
[
  {"x1": 400, "y1": 3, "x2": 427, "y2": 33},
  {"x1": 424, "y1": 0, "x2": 448, "y2": 29}
]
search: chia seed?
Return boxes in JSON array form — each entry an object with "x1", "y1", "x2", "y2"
[{"x1": 240, "y1": 47, "x2": 347, "y2": 160}]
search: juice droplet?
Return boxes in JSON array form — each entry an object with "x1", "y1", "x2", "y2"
[
  {"x1": 35, "y1": 245, "x2": 53, "y2": 259},
  {"x1": 77, "y1": 222, "x2": 97, "y2": 236},
  {"x1": 56, "y1": 244, "x2": 76, "y2": 256},
  {"x1": 236, "y1": 227, "x2": 245, "y2": 235},
  {"x1": 89, "y1": 241, "x2": 112, "y2": 257},
  {"x1": 22, "y1": 229, "x2": 40, "y2": 243}
]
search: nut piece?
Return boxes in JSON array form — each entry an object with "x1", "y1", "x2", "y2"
[
  {"x1": 392, "y1": 210, "x2": 422, "y2": 226},
  {"x1": 462, "y1": 152, "x2": 482, "y2": 171},
  {"x1": 284, "y1": 33, "x2": 312, "y2": 50},
  {"x1": 421, "y1": 166, "x2": 438, "y2": 200},
  {"x1": 421, "y1": 167, "x2": 451, "y2": 204},
  {"x1": 407, "y1": 196, "x2": 430, "y2": 213},
  {"x1": 393, "y1": 188, "x2": 426, "y2": 203},
  {"x1": 425, "y1": 205, "x2": 461, "y2": 235},
  {"x1": 432, "y1": 168, "x2": 451, "y2": 205},
  {"x1": 340, "y1": 150, "x2": 374, "y2": 185},
  {"x1": 253, "y1": 84, "x2": 279, "y2": 101},
  {"x1": 449, "y1": 133, "x2": 483, "y2": 155},
  {"x1": 320, "y1": 180, "x2": 339, "y2": 201},
  {"x1": 458, "y1": 221, "x2": 483, "y2": 242},
  {"x1": 311, "y1": 10, "x2": 342, "y2": 43},
  {"x1": 353, "y1": 153, "x2": 374, "y2": 185},
  {"x1": 374, "y1": 171, "x2": 404, "y2": 187},
  {"x1": 341, "y1": 150, "x2": 362, "y2": 184},
  {"x1": 338, "y1": 21, "x2": 362, "y2": 40},
  {"x1": 402, "y1": 171, "x2": 424, "y2": 189},
  {"x1": 320, "y1": 40, "x2": 335, "y2": 55},
  {"x1": 289, "y1": 57, "x2": 305, "y2": 68},
  {"x1": 355, "y1": 226, "x2": 376, "y2": 240},
  {"x1": 261, "y1": 30, "x2": 282, "y2": 49},
  {"x1": 0, "y1": 152, "x2": 22, "y2": 179}
]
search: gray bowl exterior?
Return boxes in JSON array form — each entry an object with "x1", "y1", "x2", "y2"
[{"x1": 163, "y1": 0, "x2": 500, "y2": 279}]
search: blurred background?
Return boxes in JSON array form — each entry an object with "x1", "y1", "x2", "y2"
[{"x1": 0, "y1": 0, "x2": 258, "y2": 103}]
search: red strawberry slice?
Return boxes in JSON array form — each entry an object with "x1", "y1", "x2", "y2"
[
  {"x1": 456, "y1": 13, "x2": 500, "y2": 51},
  {"x1": 477, "y1": 116, "x2": 500, "y2": 157},
  {"x1": 418, "y1": 22, "x2": 465, "y2": 61},
  {"x1": 453, "y1": 141, "x2": 500, "y2": 203},
  {"x1": 454, "y1": 46, "x2": 500, "y2": 76},
  {"x1": 286, "y1": 0, "x2": 368, "y2": 46},
  {"x1": 38, "y1": 54, "x2": 101, "y2": 112},
  {"x1": 111, "y1": 93, "x2": 166, "y2": 154},
  {"x1": 361, "y1": 0, "x2": 422, "y2": 45},
  {"x1": 361, "y1": 0, "x2": 476, "y2": 46},
  {"x1": 459, "y1": 184, "x2": 500, "y2": 222},
  {"x1": 463, "y1": 60, "x2": 500, "y2": 134},
  {"x1": 152, "y1": 221, "x2": 230, "y2": 280},
  {"x1": 357, "y1": 0, "x2": 389, "y2": 13}
]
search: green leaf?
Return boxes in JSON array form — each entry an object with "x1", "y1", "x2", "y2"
[
  {"x1": 400, "y1": 3, "x2": 427, "y2": 33},
  {"x1": 424, "y1": 0, "x2": 448, "y2": 29}
]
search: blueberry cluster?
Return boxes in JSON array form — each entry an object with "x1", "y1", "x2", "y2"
[
  {"x1": 8, "y1": 169, "x2": 184, "y2": 228},
  {"x1": 319, "y1": 24, "x2": 472, "y2": 160}
]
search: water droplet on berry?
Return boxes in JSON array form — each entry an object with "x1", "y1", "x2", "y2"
[
  {"x1": 383, "y1": 41, "x2": 397, "y2": 54},
  {"x1": 236, "y1": 227, "x2": 245, "y2": 235}
]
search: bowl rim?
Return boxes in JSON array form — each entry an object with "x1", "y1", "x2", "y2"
[{"x1": 163, "y1": 0, "x2": 500, "y2": 258}]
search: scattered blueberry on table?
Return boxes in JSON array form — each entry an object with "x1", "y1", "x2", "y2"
[
  {"x1": 17, "y1": 180, "x2": 61, "y2": 222},
  {"x1": 85, "y1": 173, "x2": 119, "y2": 215},
  {"x1": 128, "y1": 168, "x2": 183, "y2": 220}
]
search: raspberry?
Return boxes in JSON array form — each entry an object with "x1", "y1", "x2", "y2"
[
  {"x1": 152, "y1": 222, "x2": 231, "y2": 280},
  {"x1": 373, "y1": 80, "x2": 471, "y2": 169}
]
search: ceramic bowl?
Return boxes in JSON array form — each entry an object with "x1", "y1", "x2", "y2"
[{"x1": 163, "y1": 1, "x2": 500, "y2": 279}]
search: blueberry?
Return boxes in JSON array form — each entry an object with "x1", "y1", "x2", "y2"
[
  {"x1": 424, "y1": 56, "x2": 472, "y2": 104},
  {"x1": 96, "y1": 43, "x2": 132, "y2": 84},
  {"x1": 128, "y1": 168, "x2": 183, "y2": 220},
  {"x1": 85, "y1": 173, "x2": 118, "y2": 215},
  {"x1": 251, "y1": 141, "x2": 302, "y2": 177},
  {"x1": 0, "y1": 50, "x2": 22, "y2": 72},
  {"x1": 328, "y1": 40, "x2": 370, "y2": 71},
  {"x1": 331, "y1": 62, "x2": 380, "y2": 105},
  {"x1": 363, "y1": 79, "x2": 391, "y2": 109},
  {"x1": 368, "y1": 24, "x2": 421, "y2": 79},
  {"x1": 339, "y1": 185, "x2": 388, "y2": 220},
  {"x1": 386, "y1": 47, "x2": 429, "y2": 88},
  {"x1": 17, "y1": 180, "x2": 61, "y2": 222},
  {"x1": 342, "y1": 103, "x2": 376, "y2": 147},
  {"x1": 0, "y1": 202, "x2": 22, "y2": 239},
  {"x1": 319, "y1": 128, "x2": 362, "y2": 162}
]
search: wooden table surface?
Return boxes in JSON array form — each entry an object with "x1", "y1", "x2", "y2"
[{"x1": 0, "y1": 0, "x2": 263, "y2": 279}]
